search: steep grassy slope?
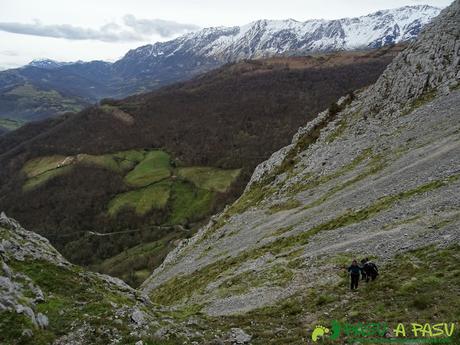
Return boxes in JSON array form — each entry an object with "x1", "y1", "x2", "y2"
[
  {"x1": 2, "y1": 215, "x2": 459, "y2": 345},
  {"x1": 193, "y1": 245, "x2": 460, "y2": 344},
  {"x1": 140, "y1": 1, "x2": 460, "y2": 343},
  {"x1": 0, "y1": 48, "x2": 400, "y2": 286}
]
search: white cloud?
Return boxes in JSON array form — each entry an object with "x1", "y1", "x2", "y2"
[
  {"x1": 0, "y1": 50, "x2": 19, "y2": 56},
  {"x1": 123, "y1": 15, "x2": 200, "y2": 37},
  {"x1": 0, "y1": 16, "x2": 199, "y2": 42}
]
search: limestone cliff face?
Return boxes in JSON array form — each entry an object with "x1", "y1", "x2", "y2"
[
  {"x1": 142, "y1": 0, "x2": 460, "y2": 318},
  {"x1": 360, "y1": 0, "x2": 460, "y2": 115}
]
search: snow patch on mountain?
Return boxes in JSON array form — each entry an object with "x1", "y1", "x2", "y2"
[
  {"x1": 124, "y1": 5, "x2": 441, "y2": 63},
  {"x1": 27, "y1": 59, "x2": 75, "y2": 69}
]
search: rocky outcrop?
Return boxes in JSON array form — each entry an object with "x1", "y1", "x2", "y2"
[
  {"x1": 0, "y1": 211, "x2": 69, "y2": 266},
  {"x1": 361, "y1": 0, "x2": 460, "y2": 116},
  {"x1": 0, "y1": 213, "x2": 178, "y2": 344},
  {"x1": 0, "y1": 211, "x2": 68, "y2": 328}
]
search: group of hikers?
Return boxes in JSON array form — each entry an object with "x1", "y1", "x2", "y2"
[{"x1": 347, "y1": 258, "x2": 378, "y2": 290}]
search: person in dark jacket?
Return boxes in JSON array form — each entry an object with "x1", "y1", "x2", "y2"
[
  {"x1": 360, "y1": 259, "x2": 368, "y2": 281},
  {"x1": 363, "y1": 258, "x2": 379, "y2": 282},
  {"x1": 348, "y1": 260, "x2": 362, "y2": 290}
]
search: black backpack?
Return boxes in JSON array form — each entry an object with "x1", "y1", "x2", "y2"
[{"x1": 365, "y1": 262, "x2": 378, "y2": 275}]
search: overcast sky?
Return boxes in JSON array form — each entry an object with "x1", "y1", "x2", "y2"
[{"x1": 0, "y1": 0, "x2": 453, "y2": 70}]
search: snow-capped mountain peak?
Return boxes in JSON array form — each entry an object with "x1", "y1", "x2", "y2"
[
  {"x1": 122, "y1": 4, "x2": 441, "y2": 63},
  {"x1": 27, "y1": 59, "x2": 74, "y2": 69}
]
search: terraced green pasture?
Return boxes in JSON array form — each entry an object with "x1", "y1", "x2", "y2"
[
  {"x1": 23, "y1": 166, "x2": 73, "y2": 191},
  {"x1": 124, "y1": 150, "x2": 172, "y2": 187},
  {"x1": 22, "y1": 155, "x2": 69, "y2": 178},
  {"x1": 21, "y1": 150, "x2": 152, "y2": 190},
  {"x1": 0, "y1": 118, "x2": 24, "y2": 131},
  {"x1": 21, "y1": 149, "x2": 240, "y2": 222},
  {"x1": 168, "y1": 180, "x2": 215, "y2": 224},
  {"x1": 108, "y1": 181, "x2": 171, "y2": 216},
  {"x1": 177, "y1": 167, "x2": 241, "y2": 192}
]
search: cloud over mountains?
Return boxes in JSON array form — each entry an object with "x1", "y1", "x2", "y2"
[{"x1": 0, "y1": 15, "x2": 199, "y2": 42}]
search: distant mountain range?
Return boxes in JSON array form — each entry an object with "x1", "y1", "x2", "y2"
[
  {"x1": 0, "y1": 5, "x2": 441, "y2": 122},
  {"x1": 144, "y1": 4, "x2": 440, "y2": 60},
  {"x1": 27, "y1": 59, "x2": 76, "y2": 69}
]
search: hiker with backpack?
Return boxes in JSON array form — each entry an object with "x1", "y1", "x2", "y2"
[
  {"x1": 347, "y1": 259, "x2": 362, "y2": 290},
  {"x1": 362, "y1": 258, "x2": 379, "y2": 282}
]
